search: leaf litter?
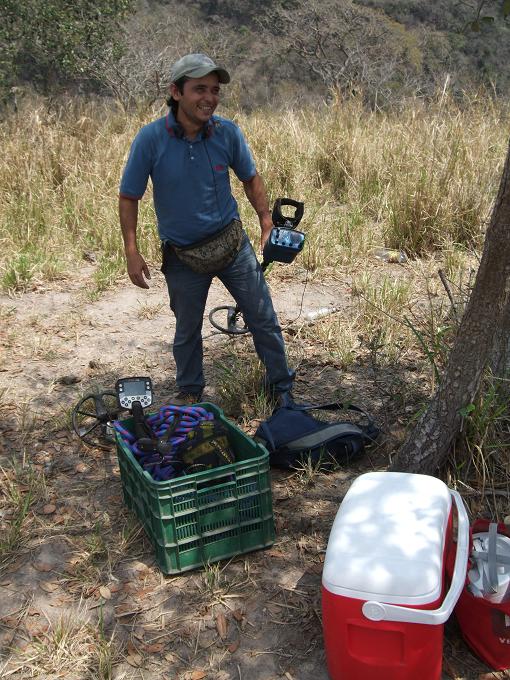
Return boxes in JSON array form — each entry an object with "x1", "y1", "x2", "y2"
[{"x1": 0, "y1": 266, "x2": 491, "y2": 679}]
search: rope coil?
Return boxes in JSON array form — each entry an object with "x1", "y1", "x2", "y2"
[{"x1": 114, "y1": 405, "x2": 215, "y2": 481}]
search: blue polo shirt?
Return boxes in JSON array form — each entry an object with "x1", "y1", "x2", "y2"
[{"x1": 119, "y1": 112, "x2": 257, "y2": 246}]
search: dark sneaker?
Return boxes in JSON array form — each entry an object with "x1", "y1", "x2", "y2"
[{"x1": 171, "y1": 391, "x2": 203, "y2": 406}]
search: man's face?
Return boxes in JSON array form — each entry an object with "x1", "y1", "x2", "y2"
[{"x1": 171, "y1": 73, "x2": 220, "y2": 129}]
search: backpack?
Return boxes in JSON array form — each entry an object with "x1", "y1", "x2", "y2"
[{"x1": 254, "y1": 402, "x2": 379, "y2": 470}]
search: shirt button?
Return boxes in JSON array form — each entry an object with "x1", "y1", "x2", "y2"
[{"x1": 191, "y1": 156, "x2": 195, "y2": 160}]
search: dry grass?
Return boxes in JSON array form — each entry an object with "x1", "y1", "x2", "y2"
[
  {"x1": 0, "y1": 464, "x2": 45, "y2": 564},
  {"x1": 445, "y1": 373, "x2": 510, "y2": 518},
  {"x1": 0, "y1": 91, "x2": 507, "y2": 294},
  {"x1": 1, "y1": 601, "x2": 121, "y2": 679},
  {"x1": 293, "y1": 315, "x2": 360, "y2": 370},
  {"x1": 136, "y1": 300, "x2": 165, "y2": 320},
  {"x1": 213, "y1": 340, "x2": 272, "y2": 421},
  {"x1": 240, "y1": 91, "x2": 506, "y2": 261}
]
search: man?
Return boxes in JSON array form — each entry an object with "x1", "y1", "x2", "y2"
[{"x1": 119, "y1": 53, "x2": 295, "y2": 406}]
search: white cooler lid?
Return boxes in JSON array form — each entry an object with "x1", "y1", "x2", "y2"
[{"x1": 322, "y1": 472, "x2": 452, "y2": 605}]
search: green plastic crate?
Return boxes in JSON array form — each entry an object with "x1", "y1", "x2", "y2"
[{"x1": 115, "y1": 402, "x2": 275, "y2": 574}]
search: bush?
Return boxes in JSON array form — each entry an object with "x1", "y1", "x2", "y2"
[{"x1": 0, "y1": 0, "x2": 133, "y2": 98}]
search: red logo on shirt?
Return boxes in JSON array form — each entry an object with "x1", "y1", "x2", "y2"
[{"x1": 214, "y1": 164, "x2": 225, "y2": 172}]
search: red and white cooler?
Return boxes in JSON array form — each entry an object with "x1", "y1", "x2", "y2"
[{"x1": 322, "y1": 472, "x2": 469, "y2": 680}]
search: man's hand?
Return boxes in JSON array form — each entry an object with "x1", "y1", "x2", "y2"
[
  {"x1": 119, "y1": 197, "x2": 150, "y2": 288},
  {"x1": 126, "y1": 250, "x2": 151, "y2": 289}
]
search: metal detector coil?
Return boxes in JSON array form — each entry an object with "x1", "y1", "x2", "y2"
[
  {"x1": 72, "y1": 377, "x2": 154, "y2": 446},
  {"x1": 72, "y1": 390, "x2": 124, "y2": 445}
]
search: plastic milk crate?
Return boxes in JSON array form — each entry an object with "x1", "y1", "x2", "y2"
[{"x1": 115, "y1": 403, "x2": 275, "y2": 574}]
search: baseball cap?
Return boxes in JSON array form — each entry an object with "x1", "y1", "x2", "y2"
[{"x1": 170, "y1": 53, "x2": 230, "y2": 84}]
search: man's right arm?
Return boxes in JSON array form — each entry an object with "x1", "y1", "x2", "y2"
[{"x1": 119, "y1": 196, "x2": 151, "y2": 289}]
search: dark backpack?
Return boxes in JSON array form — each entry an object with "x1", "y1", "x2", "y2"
[{"x1": 254, "y1": 402, "x2": 379, "y2": 470}]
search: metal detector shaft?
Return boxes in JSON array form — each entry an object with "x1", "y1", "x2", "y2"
[{"x1": 209, "y1": 196, "x2": 304, "y2": 337}]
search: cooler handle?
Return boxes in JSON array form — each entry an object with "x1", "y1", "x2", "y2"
[{"x1": 362, "y1": 489, "x2": 469, "y2": 625}]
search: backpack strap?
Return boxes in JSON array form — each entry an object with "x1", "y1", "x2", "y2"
[
  {"x1": 287, "y1": 400, "x2": 367, "y2": 415},
  {"x1": 282, "y1": 421, "x2": 366, "y2": 452}
]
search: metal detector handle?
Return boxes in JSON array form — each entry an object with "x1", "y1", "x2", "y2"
[
  {"x1": 131, "y1": 401, "x2": 152, "y2": 441},
  {"x1": 362, "y1": 490, "x2": 469, "y2": 625},
  {"x1": 272, "y1": 198, "x2": 304, "y2": 228}
]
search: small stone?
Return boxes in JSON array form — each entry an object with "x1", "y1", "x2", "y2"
[
  {"x1": 228, "y1": 639, "x2": 240, "y2": 653},
  {"x1": 99, "y1": 586, "x2": 112, "y2": 600},
  {"x1": 57, "y1": 375, "x2": 81, "y2": 385},
  {"x1": 33, "y1": 561, "x2": 53, "y2": 573},
  {"x1": 40, "y1": 581, "x2": 59, "y2": 593}
]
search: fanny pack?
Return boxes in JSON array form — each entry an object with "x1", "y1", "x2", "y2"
[{"x1": 168, "y1": 219, "x2": 243, "y2": 274}]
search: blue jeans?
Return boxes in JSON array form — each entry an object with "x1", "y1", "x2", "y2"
[{"x1": 161, "y1": 233, "x2": 295, "y2": 395}]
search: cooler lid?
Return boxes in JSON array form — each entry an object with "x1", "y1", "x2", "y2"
[{"x1": 322, "y1": 472, "x2": 452, "y2": 605}]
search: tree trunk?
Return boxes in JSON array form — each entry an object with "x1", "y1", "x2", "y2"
[
  {"x1": 490, "y1": 292, "x2": 510, "y2": 379},
  {"x1": 390, "y1": 139, "x2": 510, "y2": 474}
]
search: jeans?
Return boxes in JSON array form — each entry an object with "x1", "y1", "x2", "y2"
[{"x1": 161, "y1": 233, "x2": 295, "y2": 395}]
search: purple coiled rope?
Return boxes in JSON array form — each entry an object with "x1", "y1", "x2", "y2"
[{"x1": 114, "y1": 405, "x2": 215, "y2": 481}]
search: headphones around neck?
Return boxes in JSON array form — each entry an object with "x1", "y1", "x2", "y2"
[{"x1": 165, "y1": 112, "x2": 214, "y2": 140}]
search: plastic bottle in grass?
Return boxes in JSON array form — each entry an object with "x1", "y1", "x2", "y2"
[{"x1": 372, "y1": 247, "x2": 407, "y2": 263}]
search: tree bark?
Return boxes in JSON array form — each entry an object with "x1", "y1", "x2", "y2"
[
  {"x1": 490, "y1": 292, "x2": 510, "y2": 379},
  {"x1": 390, "y1": 139, "x2": 510, "y2": 474}
]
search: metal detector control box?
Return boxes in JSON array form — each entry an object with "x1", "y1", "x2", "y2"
[
  {"x1": 116, "y1": 377, "x2": 153, "y2": 410},
  {"x1": 263, "y1": 227, "x2": 305, "y2": 263},
  {"x1": 262, "y1": 197, "x2": 305, "y2": 265}
]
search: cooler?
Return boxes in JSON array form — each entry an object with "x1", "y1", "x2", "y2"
[{"x1": 321, "y1": 472, "x2": 469, "y2": 680}]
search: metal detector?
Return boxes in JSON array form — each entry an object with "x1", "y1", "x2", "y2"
[
  {"x1": 209, "y1": 198, "x2": 305, "y2": 335},
  {"x1": 72, "y1": 377, "x2": 153, "y2": 446},
  {"x1": 115, "y1": 376, "x2": 155, "y2": 445}
]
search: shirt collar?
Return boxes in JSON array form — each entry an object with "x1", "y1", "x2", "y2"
[{"x1": 165, "y1": 110, "x2": 215, "y2": 140}]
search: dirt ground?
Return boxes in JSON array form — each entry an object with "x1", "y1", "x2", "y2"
[{"x1": 0, "y1": 263, "x2": 504, "y2": 679}]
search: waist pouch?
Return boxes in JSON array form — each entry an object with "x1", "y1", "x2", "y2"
[
  {"x1": 254, "y1": 401, "x2": 379, "y2": 470},
  {"x1": 166, "y1": 219, "x2": 243, "y2": 274}
]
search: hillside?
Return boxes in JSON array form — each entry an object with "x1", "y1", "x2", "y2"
[
  {"x1": 357, "y1": 0, "x2": 510, "y2": 95},
  {"x1": 169, "y1": 0, "x2": 510, "y2": 104},
  {"x1": 2, "y1": 0, "x2": 509, "y2": 108}
]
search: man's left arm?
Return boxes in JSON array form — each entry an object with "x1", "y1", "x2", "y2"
[{"x1": 242, "y1": 173, "x2": 273, "y2": 252}]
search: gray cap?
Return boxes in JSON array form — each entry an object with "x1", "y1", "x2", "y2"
[{"x1": 170, "y1": 53, "x2": 230, "y2": 84}]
